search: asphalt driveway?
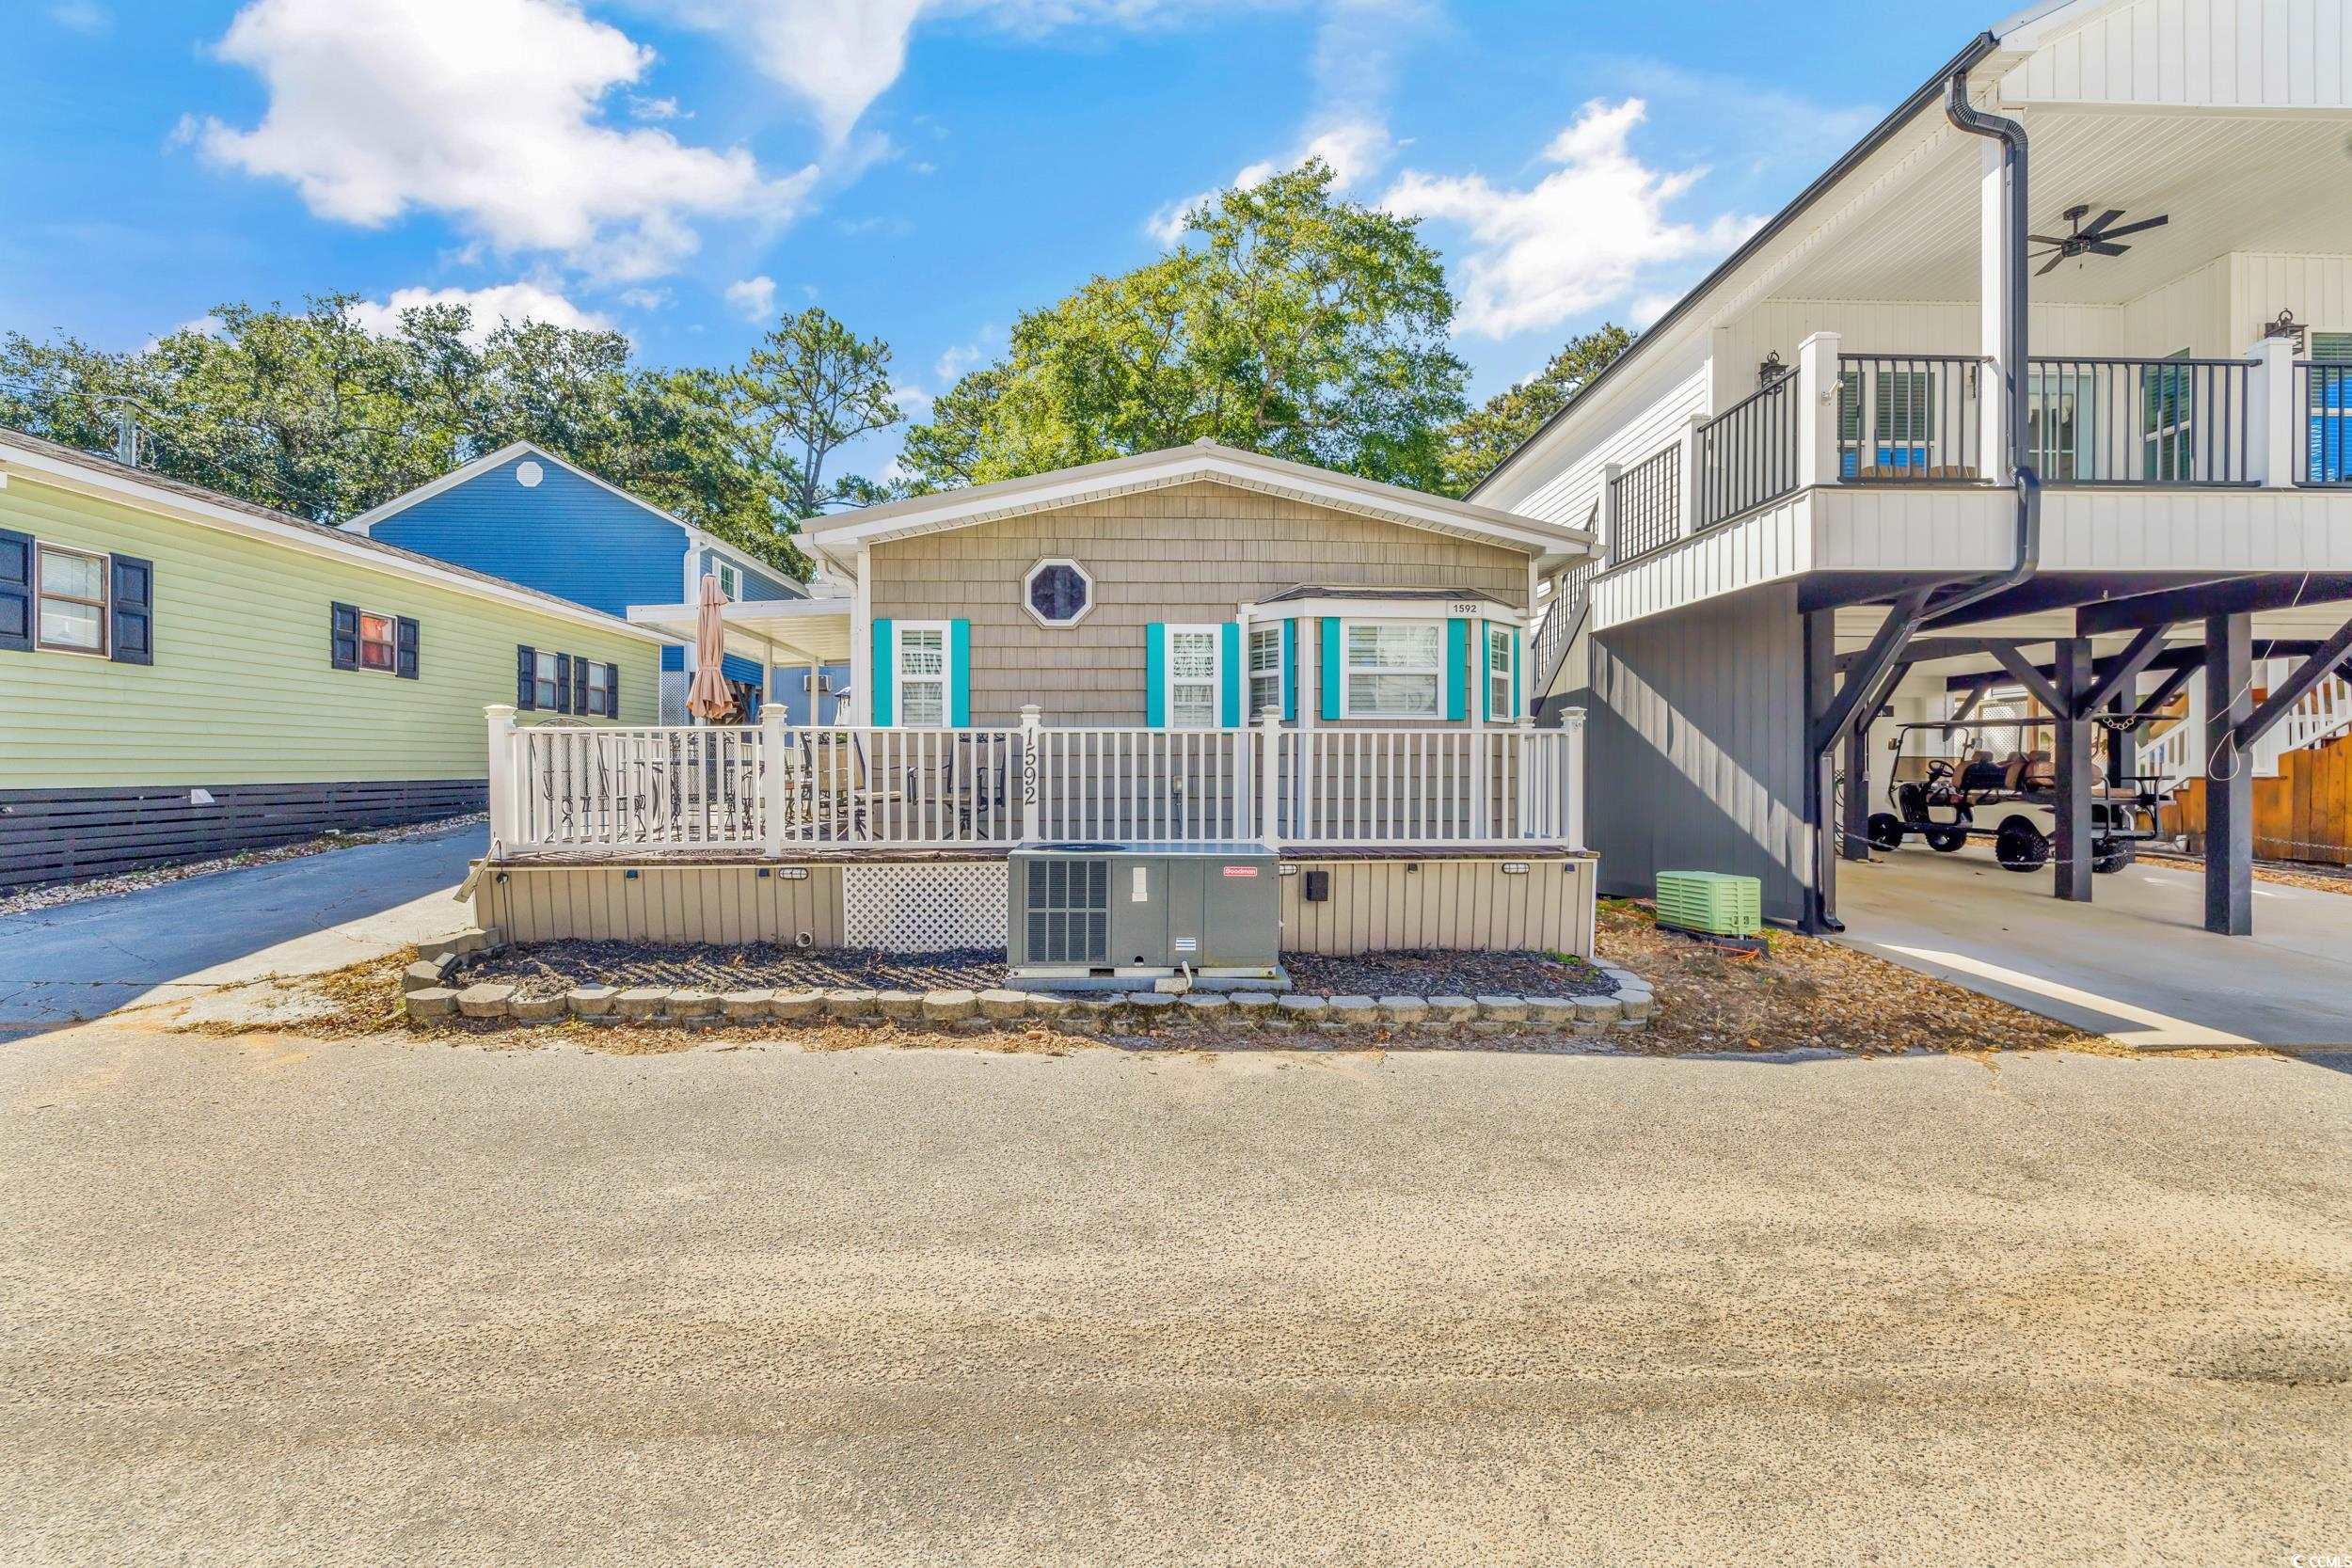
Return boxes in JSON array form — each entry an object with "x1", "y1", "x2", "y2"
[
  {"x1": 1837, "y1": 843, "x2": 2352, "y2": 1047},
  {"x1": 0, "y1": 822, "x2": 484, "y2": 1040},
  {"x1": 4, "y1": 1025, "x2": 2348, "y2": 1565}
]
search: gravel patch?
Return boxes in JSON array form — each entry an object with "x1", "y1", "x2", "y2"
[
  {"x1": 464, "y1": 942, "x2": 1010, "y2": 1000},
  {"x1": 1282, "y1": 950, "x2": 1613, "y2": 1000}
]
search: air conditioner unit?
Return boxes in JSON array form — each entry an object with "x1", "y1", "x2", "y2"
[{"x1": 1009, "y1": 841, "x2": 1284, "y2": 991}]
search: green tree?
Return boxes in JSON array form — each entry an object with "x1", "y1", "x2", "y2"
[
  {"x1": 726, "y1": 308, "x2": 902, "y2": 522},
  {"x1": 1438, "y1": 324, "x2": 1634, "y2": 498},
  {"x1": 898, "y1": 160, "x2": 1470, "y2": 492}
]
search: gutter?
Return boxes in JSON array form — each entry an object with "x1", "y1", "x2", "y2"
[{"x1": 1469, "y1": 31, "x2": 2004, "y2": 505}]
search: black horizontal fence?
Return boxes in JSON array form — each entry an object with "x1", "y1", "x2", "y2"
[
  {"x1": 2025, "y1": 356, "x2": 2251, "y2": 484},
  {"x1": 1608, "y1": 441, "x2": 1682, "y2": 564},
  {"x1": 2300, "y1": 361, "x2": 2352, "y2": 486},
  {"x1": 1836, "y1": 355, "x2": 1982, "y2": 482},
  {"x1": 1693, "y1": 372, "x2": 1799, "y2": 528}
]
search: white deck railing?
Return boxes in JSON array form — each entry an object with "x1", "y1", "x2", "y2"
[
  {"x1": 487, "y1": 705, "x2": 1584, "y2": 855},
  {"x1": 2136, "y1": 667, "x2": 2352, "y2": 791}
]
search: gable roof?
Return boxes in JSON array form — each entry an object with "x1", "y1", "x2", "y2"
[
  {"x1": 804, "y1": 440, "x2": 1597, "y2": 573},
  {"x1": 0, "y1": 427, "x2": 675, "y2": 644}
]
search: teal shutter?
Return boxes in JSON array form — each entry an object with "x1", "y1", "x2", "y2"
[
  {"x1": 1319, "y1": 617, "x2": 1342, "y2": 721},
  {"x1": 1511, "y1": 629, "x2": 1524, "y2": 720},
  {"x1": 949, "y1": 619, "x2": 971, "y2": 727},
  {"x1": 870, "y1": 618, "x2": 894, "y2": 726},
  {"x1": 1280, "y1": 619, "x2": 1297, "y2": 721},
  {"x1": 1445, "y1": 618, "x2": 1470, "y2": 722},
  {"x1": 1219, "y1": 622, "x2": 1242, "y2": 727},
  {"x1": 1478, "y1": 623, "x2": 1493, "y2": 721},
  {"x1": 1145, "y1": 623, "x2": 1167, "y2": 727}
]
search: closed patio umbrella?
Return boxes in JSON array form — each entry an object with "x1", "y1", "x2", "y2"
[{"x1": 686, "y1": 573, "x2": 735, "y2": 722}]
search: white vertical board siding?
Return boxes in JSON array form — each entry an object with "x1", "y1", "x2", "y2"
[
  {"x1": 2119, "y1": 255, "x2": 2235, "y2": 356},
  {"x1": 2037, "y1": 488, "x2": 2352, "y2": 571},
  {"x1": 2002, "y1": 0, "x2": 2352, "y2": 108},
  {"x1": 2232, "y1": 253, "x2": 2352, "y2": 346},
  {"x1": 1589, "y1": 494, "x2": 1812, "y2": 632},
  {"x1": 1810, "y1": 487, "x2": 2012, "y2": 573}
]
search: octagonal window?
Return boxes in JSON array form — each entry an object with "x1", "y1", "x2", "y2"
[{"x1": 1025, "y1": 559, "x2": 1094, "y2": 626}]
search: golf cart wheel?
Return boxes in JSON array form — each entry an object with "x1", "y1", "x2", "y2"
[
  {"x1": 2092, "y1": 839, "x2": 2136, "y2": 875},
  {"x1": 1867, "y1": 812, "x2": 1906, "y2": 852},
  {"x1": 1924, "y1": 822, "x2": 1972, "y2": 853},
  {"x1": 1994, "y1": 816, "x2": 2049, "y2": 873}
]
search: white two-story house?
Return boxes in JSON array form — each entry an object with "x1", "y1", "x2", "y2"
[{"x1": 1484, "y1": 0, "x2": 2352, "y2": 939}]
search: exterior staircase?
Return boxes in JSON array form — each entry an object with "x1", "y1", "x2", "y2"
[{"x1": 2139, "y1": 663, "x2": 2352, "y2": 788}]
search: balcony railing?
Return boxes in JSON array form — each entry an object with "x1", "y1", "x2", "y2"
[
  {"x1": 2301, "y1": 360, "x2": 2352, "y2": 486},
  {"x1": 489, "y1": 710, "x2": 1585, "y2": 856},
  {"x1": 2025, "y1": 356, "x2": 2254, "y2": 484},
  {"x1": 1608, "y1": 441, "x2": 1681, "y2": 563},
  {"x1": 1693, "y1": 371, "x2": 1800, "y2": 529},
  {"x1": 1837, "y1": 354, "x2": 1984, "y2": 482}
]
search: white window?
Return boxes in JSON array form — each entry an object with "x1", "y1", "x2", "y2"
[
  {"x1": 1343, "y1": 621, "x2": 1443, "y2": 719},
  {"x1": 358, "y1": 610, "x2": 397, "y2": 672},
  {"x1": 1248, "y1": 624, "x2": 1284, "y2": 719},
  {"x1": 1165, "y1": 625, "x2": 1221, "y2": 729},
  {"x1": 716, "y1": 561, "x2": 740, "y2": 599},
  {"x1": 1486, "y1": 625, "x2": 1517, "y2": 721},
  {"x1": 897, "y1": 623, "x2": 949, "y2": 728},
  {"x1": 583, "y1": 659, "x2": 613, "y2": 718},
  {"x1": 532, "y1": 651, "x2": 563, "y2": 710},
  {"x1": 37, "y1": 544, "x2": 108, "y2": 655}
]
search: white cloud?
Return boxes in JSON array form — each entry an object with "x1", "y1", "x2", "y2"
[
  {"x1": 653, "y1": 0, "x2": 1261, "y2": 144},
  {"x1": 616, "y1": 286, "x2": 674, "y2": 310},
  {"x1": 1382, "y1": 98, "x2": 1759, "y2": 339},
  {"x1": 932, "y1": 326, "x2": 1002, "y2": 385},
  {"x1": 49, "y1": 0, "x2": 111, "y2": 33},
  {"x1": 196, "y1": 0, "x2": 817, "y2": 281},
  {"x1": 347, "y1": 281, "x2": 612, "y2": 341},
  {"x1": 724, "y1": 276, "x2": 779, "y2": 322}
]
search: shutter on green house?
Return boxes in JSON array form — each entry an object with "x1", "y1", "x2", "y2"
[
  {"x1": 1219, "y1": 622, "x2": 1242, "y2": 727},
  {"x1": 553, "y1": 653, "x2": 574, "y2": 714},
  {"x1": 1445, "y1": 618, "x2": 1470, "y2": 721},
  {"x1": 1145, "y1": 623, "x2": 1167, "y2": 727},
  {"x1": 870, "y1": 618, "x2": 895, "y2": 726},
  {"x1": 109, "y1": 556, "x2": 153, "y2": 666},
  {"x1": 330, "y1": 602, "x2": 359, "y2": 671},
  {"x1": 0, "y1": 528, "x2": 31, "y2": 653},
  {"x1": 1319, "y1": 617, "x2": 1342, "y2": 721},
  {"x1": 1280, "y1": 619, "x2": 1297, "y2": 722},
  {"x1": 392, "y1": 615, "x2": 419, "y2": 680},
  {"x1": 950, "y1": 619, "x2": 971, "y2": 727},
  {"x1": 516, "y1": 645, "x2": 536, "y2": 709}
]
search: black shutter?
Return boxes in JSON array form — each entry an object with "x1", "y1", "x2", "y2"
[
  {"x1": 394, "y1": 615, "x2": 420, "y2": 680},
  {"x1": 571, "y1": 653, "x2": 589, "y2": 715},
  {"x1": 0, "y1": 528, "x2": 32, "y2": 653},
  {"x1": 108, "y1": 555, "x2": 154, "y2": 665},
  {"x1": 516, "y1": 644, "x2": 536, "y2": 710},
  {"x1": 329, "y1": 602, "x2": 359, "y2": 670},
  {"x1": 554, "y1": 652, "x2": 573, "y2": 714},
  {"x1": 606, "y1": 662, "x2": 621, "y2": 719}
]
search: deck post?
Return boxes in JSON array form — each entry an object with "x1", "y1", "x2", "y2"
[
  {"x1": 2250, "y1": 335, "x2": 2296, "y2": 489},
  {"x1": 759, "y1": 704, "x2": 787, "y2": 858},
  {"x1": 485, "y1": 705, "x2": 518, "y2": 852},
  {"x1": 1019, "y1": 704, "x2": 1043, "y2": 844},
  {"x1": 1801, "y1": 609, "x2": 1839, "y2": 932},
  {"x1": 2052, "y1": 637, "x2": 2093, "y2": 902},
  {"x1": 1840, "y1": 707, "x2": 1871, "y2": 863},
  {"x1": 1258, "y1": 705, "x2": 1282, "y2": 848},
  {"x1": 1796, "y1": 330, "x2": 1842, "y2": 489},
  {"x1": 2204, "y1": 612, "x2": 2253, "y2": 935},
  {"x1": 1562, "y1": 708, "x2": 1586, "y2": 851}
]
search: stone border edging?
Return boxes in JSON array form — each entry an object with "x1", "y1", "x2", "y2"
[{"x1": 400, "y1": 927, "x2": 1661, "y2": 1036}]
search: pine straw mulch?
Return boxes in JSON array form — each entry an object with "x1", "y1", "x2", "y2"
[
  {"x1": 463, "y1": 942, "x2": 1008, "y2": 1000},
  {"x1": 1591, "y1": 899, "x2": 2122, "y2": 1057},
  {"x1": 164, "y1": 904, "x2": 2188, "y2": 1062}
]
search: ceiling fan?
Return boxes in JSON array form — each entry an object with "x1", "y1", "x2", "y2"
[{"x1": 2029, "y1": 205, "x2": 2169, "y2": 275}]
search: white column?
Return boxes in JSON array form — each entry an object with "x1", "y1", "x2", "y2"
[
  {"x1": 850, "y1": 546, "x2": 873, "y2": 726},
  {"x1": 1796, "y1": 329, "x2": 1842, "y2": 490},
  {"x1": 1978, "y1": 136, "x2": 2014, "y2": 483},
  {"x1": 2250, "y1": 335, "x2": 2296, "y2": 488},
  {"x1": 759, "y1": 704, "x2": 787, "y2": 857},
  {"x1": 1679, "y1": 411, "x2": 1708, "y2": 534},
  {"x1": 485, "y1": 705, "x2": 519, "y2": 851},
  {"x1": 1598, "y1": 461, "x2": 1622, "y2": 564},
  {"x1": 1259, "y1": 705, "x2": 1283, "y2": 848},
  {"x1": 1562, "y1": 709, "x2": 1587, "y2": 851},
  {"x1": 1018, "y1": 703, "x2": 1043, "y2": 843}
]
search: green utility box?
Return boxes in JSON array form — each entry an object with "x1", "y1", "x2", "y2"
[{"x1": 1655, "y1": 870, "x2": 1763, "y2": 938}]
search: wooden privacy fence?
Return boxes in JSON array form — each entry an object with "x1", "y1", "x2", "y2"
[{"x1": 489, "y1": 705, "x2": 1584, "y2": 856}]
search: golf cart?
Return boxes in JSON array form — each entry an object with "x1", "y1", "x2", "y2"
[{"x1": 1866, "y1": 717, "x2": 2164, "y2": 874}]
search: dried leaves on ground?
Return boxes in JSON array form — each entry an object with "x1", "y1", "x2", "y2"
[
  {"x1": 1282, "y1": 950, "x2": 1612, "y2": 999},
  {"x1": 1594, "y1": 899, "x2": 2106, "y2": 1055}
]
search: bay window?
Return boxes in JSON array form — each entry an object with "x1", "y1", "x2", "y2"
[
  {"x1": 1343, "y1": 621, "x2": 1442, "y2": 720},
  {"x1": 1248, "y1": 624, "x2": 1284, "y2": 719},
  {"x1": 1486, "y1": 624, "x2": 1517, "y2": 721}
]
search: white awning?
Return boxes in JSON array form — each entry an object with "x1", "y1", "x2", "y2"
[{"x1": 625, "y1": 597, "x2": 854, "y2": 668}]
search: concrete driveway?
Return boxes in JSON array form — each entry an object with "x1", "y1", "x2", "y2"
[
  {"x1": 1837, "y1": 843, "x2": 2352, "y2": 1047},
  {"x1": 3, "y1": 1027, "x2": 2348, "y2": 1565},
  {"x1": 0, "y1": 822, "x2": 483, "y2": 1040}
]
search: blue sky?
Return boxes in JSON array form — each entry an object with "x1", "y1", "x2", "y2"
[{"x1": 6, "y1": 0, "x2": 1967, "y2": 477}]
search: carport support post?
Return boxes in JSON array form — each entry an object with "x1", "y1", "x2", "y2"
[
  {"x1": 2052, "y1": 638, "x2": 2093, "y2": 903},
  {"x1": 1802, "y1": 610, "x2": 1840, "y2": 932},
  {"x1": 2204, "y1": 613, "x2": 2254, "y2": 936},
  {"x1": 1840, "y1": 710, "x2": 1871, "y2": 863}
]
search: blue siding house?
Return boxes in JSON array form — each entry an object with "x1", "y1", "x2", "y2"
[{"x1": 350, "y1": 443, "x2": 846, "y2": 722}]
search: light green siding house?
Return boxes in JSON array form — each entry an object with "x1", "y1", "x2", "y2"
[{"x1": 0, "y1": 428, "x2": 672, "y2": 891}]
